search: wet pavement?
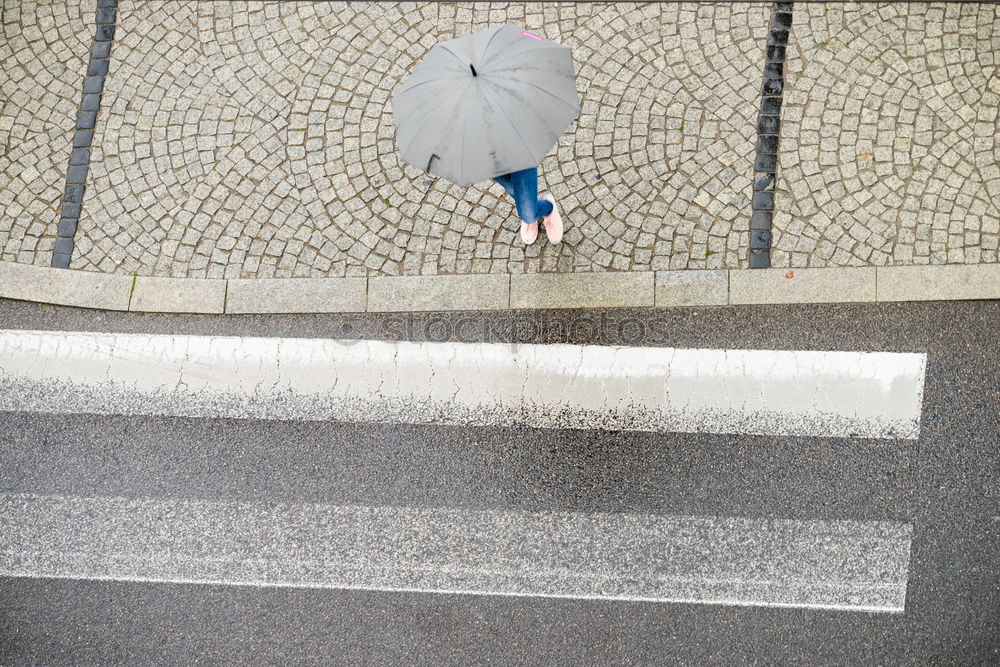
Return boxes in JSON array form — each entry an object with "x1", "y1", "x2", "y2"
[{"x1": 0, "y1": 296, "x2": 997, "y2": 663}]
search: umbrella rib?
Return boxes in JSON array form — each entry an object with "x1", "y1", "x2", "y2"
[
  {"x1": 459, "y1": 88, "x2": 470, "y2": 183},
  {"x1": 437, "y1": 42, "x2": 462, "y2": 62},
  {"x1": 479, "y1": 84, "x2": 537, "y2": 168},
  {"x1": 482, "y1": 44, "x2": 557, "y2": 70},
  {"x1": 477, "y1": 27, "x2": 506, "y2": 67},
  {"x1": 436, "y1": 44, "x2": 467, "y2": 68},
  {"x1": 398, "y1": 84, "x2": 470, "y2": 157},
  {"x1": 487, "y1": 75, "x2": 579, "y2": 112},
  {"x1": 396, "y1": 74, "x2": 468, "y2": 100}
]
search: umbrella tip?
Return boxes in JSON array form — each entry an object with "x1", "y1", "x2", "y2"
[{"x1": 470, "y1": 64, "x2": 477, "y2": 77}]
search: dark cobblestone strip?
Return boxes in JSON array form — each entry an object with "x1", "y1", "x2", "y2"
[
  {"x1": 749, "y1": 2, "x2": 792, "y2": 269},
  {"x1": 52, "y1": 0, "x2": 118, "y2": 268}
]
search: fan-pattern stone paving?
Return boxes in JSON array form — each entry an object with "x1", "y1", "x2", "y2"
[
  {"x1": 0, "y1": 0, "x2": 95, "y2": 265},
  {"x1": 773, "y1": 2, "x2": 1000, "y2": 268},
  {"x1": 71, "y1": 1, "x2": 769, "y2": 278},
  {"x1": 8, "y1": 2, "x2": 994, "y2": 278}
]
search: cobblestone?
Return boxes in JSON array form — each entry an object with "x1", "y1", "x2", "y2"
[
  {"x1": 69, "y1": 1, "x2": 768, "y2": 278},
  {"x1": 6, "y1": 2, "x2": 996, "y2": 279},
  {"x1": 0, "y1": 0, "x2": 95, "y2": 265},
  {"x1": 774, "y1": 2, "x2": 999, "y2": 268}
]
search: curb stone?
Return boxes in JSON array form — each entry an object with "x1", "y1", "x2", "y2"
[
  {"x1": 731, "y1": 266, "x2": 876, "y2": 304},
  {"x1": 227, "y1": 277, "x2": 367, "y2": 314},
  {"x1": 369, "y1": 274, "x2": 509, "y2": 312},
  {"x1": 129, "y1": 275, "x2": 226, "y2": 313},
  {"x1": 876, "y1": 264, "x2": 1000, "y2": 302},
  {"x1": 656, "y1": 270, "x2": 728, "y2": 307},
  {"x1": 0, "y1": 262, "x2": 131, "y2": 311},
  {"x1": 510, "y1": 272, "x2": 655, "y2": 310},
  {"x1": 1, "y1": 261, "x2": 996, "y2": 314}
]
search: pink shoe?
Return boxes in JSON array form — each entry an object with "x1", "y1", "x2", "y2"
[
  {"x1": 520, "y1": 220, "x2": 538, "y2": 244},
  {"x1": 540, "y1": 194, "x2": 562, "y2": 243}
]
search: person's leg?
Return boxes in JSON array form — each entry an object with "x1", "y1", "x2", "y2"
[
  {"x1": 492, "y1": 173, "x2": 515, "y2": 198},
  {"x1": 508, "y1": 168, "x2": 553, "y2": 223}
]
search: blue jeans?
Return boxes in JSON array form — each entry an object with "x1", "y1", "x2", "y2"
[{"x1": 492, "y1": 168, "x2": 553, "y2": 224}]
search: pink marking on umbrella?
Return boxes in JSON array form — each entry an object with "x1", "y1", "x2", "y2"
[{"x1": 521, "y1": 31, "x2": 544, "y2": 41}]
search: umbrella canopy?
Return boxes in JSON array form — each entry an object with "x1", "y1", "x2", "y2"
[{"x1": 391, "y1": 24, "x2": 581, "y2": 187}]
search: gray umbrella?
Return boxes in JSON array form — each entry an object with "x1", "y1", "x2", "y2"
[{"x1": 391, "y1": 24, "x2": 581, "y2": 187}]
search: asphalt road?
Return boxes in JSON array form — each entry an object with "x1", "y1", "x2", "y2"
[{"x1": 0, "y1": 297, "x2": 997, "y2": 665}]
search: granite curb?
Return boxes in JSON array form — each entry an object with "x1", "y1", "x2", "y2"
[{"x1": 1, "y1": 261, "x2": 996, "y2": 314}]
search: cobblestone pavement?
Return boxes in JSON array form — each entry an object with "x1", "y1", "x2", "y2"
[
  {"x1": 1, "y1": 2, "x2": 998, "y2": 278},
  {"x1": 0, "y1": 0, "x2": 95, "y2": 266},
  {"x1": 774, "y1": 2, "x2": 1000, "y2": 268},
  {"x1": 67, "y1": 1, "x2": 768, "y2": 278}
]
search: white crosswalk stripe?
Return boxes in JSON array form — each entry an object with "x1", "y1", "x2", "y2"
[
  {"x1": 0, "y1": 493, "x2": 912, "y2": 613},
  {"x1": 0, "y1": 329, "x2": 927, "y2": 438},
  {"x1": 0, "y1": 328, "x2": 925, "y2": 613}
]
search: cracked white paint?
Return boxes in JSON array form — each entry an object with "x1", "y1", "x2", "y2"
[
  {"x1": 0, "y1": 329, "x2": 927, "y2": 438},
  {"x1": 0, "y1": 493, "x2": 913, "y2": 612}
]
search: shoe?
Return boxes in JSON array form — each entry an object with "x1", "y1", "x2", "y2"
[
  {"x1": 540, "y1": 194, "x2": 562, "y2": 243},
  {"x1": 520, "y1": 220, "x2": 538, "y2": 244}
]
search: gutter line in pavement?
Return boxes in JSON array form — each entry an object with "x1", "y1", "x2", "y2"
[
  {"x1": 750, "y1": 2, "x2": 794, "y2": 269},
  {"x1": 52, "y1": 0, "x2": 119, "y2": 270}
]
